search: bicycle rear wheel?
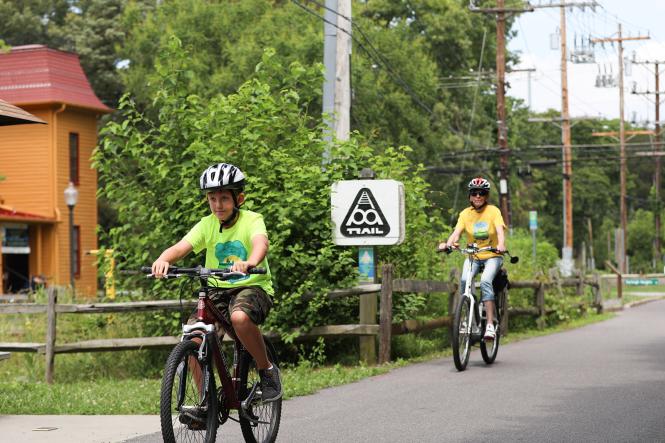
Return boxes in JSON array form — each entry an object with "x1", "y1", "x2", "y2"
[
  {"x1": 160, "y1": 340, "x2": 218, "y2": 443},
  {"x1": 452, "y1": 296, "x2": 472, "y2": 371},
  {"x1": 239, "y1": 337, "x2": 282, "y2": 443}
]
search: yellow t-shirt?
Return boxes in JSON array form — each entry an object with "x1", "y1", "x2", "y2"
[{"x1": 454, "y1": 204, "x2": 506, "y2": 260}]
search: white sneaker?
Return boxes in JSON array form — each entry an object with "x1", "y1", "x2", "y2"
[{"x1": 484, "y1": 323, "x2": 496, "y2": 341}]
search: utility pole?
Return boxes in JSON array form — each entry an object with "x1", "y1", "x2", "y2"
[
  {"x1": 529, "y1": 1, "x2": 597, "y2": 275},
  {"x1": 470, "y1": 1, "x2": 534, "y2": 228},
  {"x1": 631, "y1": 59, "x2": 665, "y2": 268},
  {"x1": 559, "y1": 4, "x2": 574, "y2": 275},
  {"x1": 495, "y1": 0, "x2": 510, "y2": 227},
  {"x1": 591, "y1": 25, "x2": 649, "y2": 273},
  {"x1": 322, "y1": 0, "x2": 352, "y2": 162}
]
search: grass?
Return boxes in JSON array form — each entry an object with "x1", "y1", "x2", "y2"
[
  {"x1": 0, "y1": 309, "x2": 615, "y2": 414},
  {"x1": 607, "y1": 283, "x2": 665, "y2": 298}
]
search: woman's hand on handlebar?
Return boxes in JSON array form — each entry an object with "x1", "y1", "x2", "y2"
[{"x1": 437, "y1": 241, "x2": 458, "y2": 253}]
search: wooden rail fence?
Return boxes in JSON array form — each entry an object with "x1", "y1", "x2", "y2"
[{"x1": 0, "y1": 266, "x2": 603, "y2": 382}]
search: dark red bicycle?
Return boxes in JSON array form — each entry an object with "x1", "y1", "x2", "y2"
[{"x1": 142, "y1": 265, "x2": 281, "y2": 443}]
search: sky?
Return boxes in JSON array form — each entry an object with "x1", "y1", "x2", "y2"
[{"x1": 506, "y1": 0, "x2": 665, "y2": 122}]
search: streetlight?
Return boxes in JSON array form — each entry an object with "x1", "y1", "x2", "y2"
[{"x1": 64, "y1": 182, "x2": 79, "y2": 291}]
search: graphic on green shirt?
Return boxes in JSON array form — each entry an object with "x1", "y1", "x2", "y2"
[
  {"x1": 473, "y1": 221, "x2": 489, "y2": 240},
  {"x1": 215, "y1": 240, "x2": 249, "y2": 283}
]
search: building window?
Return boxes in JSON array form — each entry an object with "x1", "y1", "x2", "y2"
[
  {"x1": 69, "y1": 132, "x2": 79, "y2": 185},
  {"x1": 73, "y1": 225, "x2": 81, "y2": 278}
]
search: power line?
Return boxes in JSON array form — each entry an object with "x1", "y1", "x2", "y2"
[{"x1": 291, "y1": 0, "x2": 493, "y2": 151}]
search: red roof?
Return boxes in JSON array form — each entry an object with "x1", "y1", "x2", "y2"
[
  {"x1": 0, "y1": 45, "x2": 112, "y2": 113},
  {"x1": 0, "y1": 206, "x2": 54, "y2": 223}
]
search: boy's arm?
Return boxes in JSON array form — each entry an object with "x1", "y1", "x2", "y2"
[
  {"x1": 231, "y1": 234, "x2": 269, "y2": 273},
  {"x1": 152, "y1": 239, "x2": 193, "y2": 277}
]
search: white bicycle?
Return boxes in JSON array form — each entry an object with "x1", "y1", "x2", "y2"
[{"x1": 439, "y1": 244, "x2": 518, "y2": 371}]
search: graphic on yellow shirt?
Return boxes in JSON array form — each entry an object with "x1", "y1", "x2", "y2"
[{"x1": 473, "y1": 221, "x2": 489, "y2": 240}]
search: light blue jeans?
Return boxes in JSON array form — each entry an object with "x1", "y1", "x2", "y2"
[{"x1": 459, "y1": 256, "x2": 504, "y2": 302}]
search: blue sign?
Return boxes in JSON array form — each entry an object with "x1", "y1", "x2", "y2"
[
  {"x1": 358, "y1": 247, "x2": 375, "y2": 282},
  {"x1": 529, "y1": 211, "x2": 538, "y2": 231}
]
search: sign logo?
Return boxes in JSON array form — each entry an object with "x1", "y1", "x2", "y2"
[{"x1": 341, "y1": 188, "x2": 390, "y2": 237}]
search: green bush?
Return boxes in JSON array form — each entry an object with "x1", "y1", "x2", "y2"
[{"x1": 94, "y1": 38, "x2": 447, "y2": 346}]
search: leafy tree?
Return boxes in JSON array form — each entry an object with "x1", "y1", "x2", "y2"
[
  {"x1": 0, "y1": 0, "x2": 70, "y2": 47},
  {"x1": 627, "y1": 209, "x2": 655, "y2": 273}
]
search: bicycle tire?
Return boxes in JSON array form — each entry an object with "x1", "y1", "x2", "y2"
[
  {"x1": 452, "y1": 296, "x2": 472, "y2": 371},
  {"x1": 160, "y1": 340, "x2": 218, "y2": 443},
  {"x1": 480, "y1": 300, "x2": 501, "y2": 364},
  {"x1": 238, "y1": 337, "x2": 282, "y2": 443}
]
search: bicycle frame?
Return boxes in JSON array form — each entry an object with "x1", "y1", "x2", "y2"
[
  {"x1": 456, "y1": 245, "x2": 497, "y2": 341},
  {"x1": 180, "y1": 279, "x2": 247, "y2": 412}
]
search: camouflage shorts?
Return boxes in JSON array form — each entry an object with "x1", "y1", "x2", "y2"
[{"x1": 188, "y1": 286, "x2": 273, "y2": 326}]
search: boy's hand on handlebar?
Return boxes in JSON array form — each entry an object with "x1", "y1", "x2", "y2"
[
  {"x1": 495, "y1": 244, "x2": 506, "y2": 254},
  {"x1": 152, "y1": 260, "x2": 170, "y2": 278},
  {"x1": 230, "y1": 260, "x2": 255, "y2": 274}
]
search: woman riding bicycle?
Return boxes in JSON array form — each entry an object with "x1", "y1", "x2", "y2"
[{"x1": 439, "y1": 177, "x2": 506, "y2": 341}]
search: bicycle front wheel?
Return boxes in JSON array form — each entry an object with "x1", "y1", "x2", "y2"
[
  {"x1": 452, "y1": 296, "x2": 472, "y2": 371},
  {"x1": 481, "y1": 292, "x2": 504, "y2": 364},
  {"x1": 160, "y1": 339, "x2": 218, "y2": 443},
  {"x1": 239, "y1": 337, "x2": 282, "y2": 443},
  {"x1": 480, "y1": 319, "x2": 500, "y2": 364}
]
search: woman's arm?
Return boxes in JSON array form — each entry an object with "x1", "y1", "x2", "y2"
[
  {"x1": 439, "y1": 225, "x2": 465, "y2": 250},
  {"x1": 495, "y1": 223, "x2": 506, "y2": 252}
]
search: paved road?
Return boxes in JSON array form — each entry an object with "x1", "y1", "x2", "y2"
[{"x1": 5, "y1": 300, "x2": 665, "y2": 442}]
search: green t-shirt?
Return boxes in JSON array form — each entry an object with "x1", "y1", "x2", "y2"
[{"x1": 183, "y1": 210, "x2": 274, "y2": 295}]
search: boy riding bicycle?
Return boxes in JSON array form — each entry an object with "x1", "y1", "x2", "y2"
[{"x1": 151, "y1": 162, "x2": 282, "y2": 402}]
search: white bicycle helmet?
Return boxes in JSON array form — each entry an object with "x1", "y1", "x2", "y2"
[
  {"x1": 468, "y1": 177, "x2": 491, "y2": 192},
  {"x1": 199, "y1": 163, "x2": 246, "y2": 191},
  {"x1": 199, "y1": 163, "x2": 246, "y2": 230}
]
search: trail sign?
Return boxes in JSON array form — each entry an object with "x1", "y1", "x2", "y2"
[{"x1": 331, "y1": 180, "x2": 405, "y2": 245}]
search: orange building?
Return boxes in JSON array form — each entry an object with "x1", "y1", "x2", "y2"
[{"x1": 0, "y1": 45, "x2": 112, "y2": 296}]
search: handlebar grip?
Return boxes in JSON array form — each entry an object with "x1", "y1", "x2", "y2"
[
  {"x1": 140, "y1": 266, "x2": 152, "y2": 273},
  {"x1": 248, "y1": 267, "x2": 267, "y2": 274}
]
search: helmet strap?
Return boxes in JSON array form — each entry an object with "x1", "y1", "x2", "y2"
[{"x1": 218, "y1": 191, "x2": 242, "y2": 233}]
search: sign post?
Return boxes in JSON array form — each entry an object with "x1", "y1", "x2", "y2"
[
  {"x1": 529, "y1": 211, "x2": 538, "y2": 262},
  {"x1": 332, "y1": 174, "x2": 405, "y2": 364}
]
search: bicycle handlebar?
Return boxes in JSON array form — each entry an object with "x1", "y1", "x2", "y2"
[
  {"x1": 436, "y1": 245, "x2": 519, "y2": 263},
  {"x1": 140, "y1": 265, "x2": 267, "y2": 280}
]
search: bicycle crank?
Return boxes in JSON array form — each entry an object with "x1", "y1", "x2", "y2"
[{"x1": 240, "y1": 382, "x2": 271, "y2": 425}]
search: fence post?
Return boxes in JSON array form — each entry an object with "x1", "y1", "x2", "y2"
[
  {"x1": 592, "y1": 273, "x2": 602, "y2": 313},
  {"x1": 45, "y1": 287, "x2": 57, "y2": 384},
  {"x1": 359, "y1": 279, "x2": 378, "y2": 365},
  {"x1": 379, "y1": 264, "x2": 393, "y2": 364},
  {"x1": 576, "y1": 270, "x2": 584, "y2": 296},
  {"x1": 536, "y1": 282, "x2": 545, "y2": 329},
  {"x1": 605, "y1": 260, "x2": 622, "y2": 300}
]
